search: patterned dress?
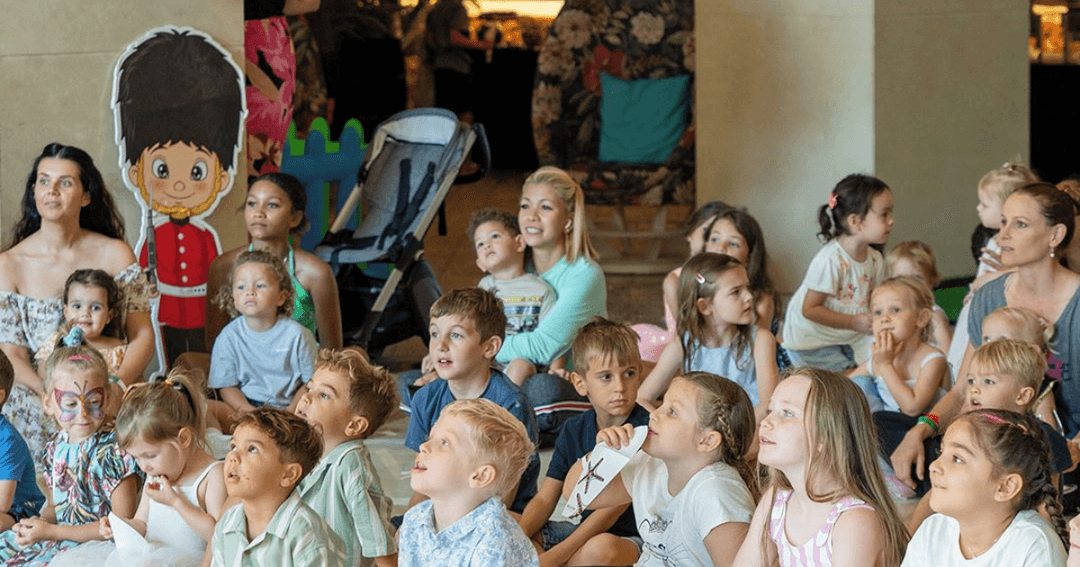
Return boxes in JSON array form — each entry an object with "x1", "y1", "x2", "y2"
[
  {"x1": 0, "y1": 263, "x2": 154, "y2": 470},
  {"x1": 0, "y1": 428, "x2": 140, "y2": 566}
]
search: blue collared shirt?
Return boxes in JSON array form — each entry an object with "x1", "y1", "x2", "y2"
[{"x1": 398, "y1": 497, "x2": 538, "y2": 567}]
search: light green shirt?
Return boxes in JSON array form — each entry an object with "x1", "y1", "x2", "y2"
[
  {"x1": 298, "y1": 439, "x2": 396, "y2": 566},
  {"x1": 212, "y1": 492, "x2": 346, "y2": 567}
]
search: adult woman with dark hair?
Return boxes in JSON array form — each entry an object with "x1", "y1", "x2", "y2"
[
  {"x1": 891, "y1": 182, "x2": 1080, "y2": 488},
  {"x1": 0, "y1": 143, "x2": 156, "y2": 466}
]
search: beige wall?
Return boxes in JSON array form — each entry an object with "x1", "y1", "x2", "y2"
[
  {"x1": 696, "y1": 0, "x2": 1029, "y2": 293},
  {"x1": 0, "y1": 0, "x2": 247, "y2": 252}
]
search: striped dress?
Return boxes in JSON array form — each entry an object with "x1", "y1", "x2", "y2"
[{"x1": 768, "y1": 489, "x2": 874, "y2": 567}]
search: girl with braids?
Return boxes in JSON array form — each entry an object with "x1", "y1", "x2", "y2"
[
  {"x1": 567, "y1": 372, "x2": 756, "y2": 567},
  {"x1": 733, "y1": 367, "x2": 908, "y2": 567},
  {"x1": 638, "y1": 253, "x2": 779, "y2": 421},
  {"x1": 903, "y1": 409, "x2": 1066, "y2": 566}
]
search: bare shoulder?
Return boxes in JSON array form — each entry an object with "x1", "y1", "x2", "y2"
[
  {"x1": 84, "y1": 233, "x2": 137, "y2": 272},
  {"x1": 294, "y1": 249, "x2": 335, "y2": 284},
  {"x1": 0, "y1": 249, "x2": 19, "y2": 291},
  {"x1": 832, "y1": 505, "x2": 882, "y2": 539},
  {"x1": 211, "y1": 247, "x2": 243, "y2": 273}
]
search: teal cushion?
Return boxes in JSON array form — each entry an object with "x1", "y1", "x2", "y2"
[{"x1": 598, "y1": 73, "x2": 691, "y2": 165}]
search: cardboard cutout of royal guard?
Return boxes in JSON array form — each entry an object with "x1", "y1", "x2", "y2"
[{"x1": 113, "y1": 27, "x2": 246, "y2": 365}]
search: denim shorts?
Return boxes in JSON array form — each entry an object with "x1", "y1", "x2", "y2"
[
  {"x1": 849, "y1": 373, "x2": 885, "y2": 413},
  {"x1": 786, "y1": 344, "x2": 856, "y2": 372},
  {"x1": 538, "y1": 520, "x2": 644, "y2": 552}
]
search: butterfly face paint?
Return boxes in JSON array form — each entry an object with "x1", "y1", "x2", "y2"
[{"x1": 53, "y1": 386, "x2": 105, "y2": 422}]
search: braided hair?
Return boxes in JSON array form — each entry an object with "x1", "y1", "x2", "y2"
[{"x1": 680, "y1": 372, "x2": 757, "y2": 498}]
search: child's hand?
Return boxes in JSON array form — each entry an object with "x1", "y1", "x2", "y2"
[
  {"x1": 1068, "y1": 438, "x2": 1080, "y2": 473},
  {"x1": 980, "y1": 247, "x2": 1004, "y2": 272},
  {"x1": 421, "y1": 354, "x2": 434, "y2": 375},
  {"x1": 853, "y1": 313, "x2": 873, "y2": 335},
  {"x1": 99, "y1": 516, "x2": 113, "y2": 540},
  {"x1": 871, "y1": 330, "x2": 898, "y2": 367},
  {"x1": 414, "y1": 371, "x2": 439, "y2": 389},
  {"x1": 596, "y1": 423, "x2": 636, "y2": 449},
  {"x1": 145, "y1": 476, "x2": 180, "y2": 507},
  {"x1": 13, "y1": 517, "x2": 52, "y2": 546}
]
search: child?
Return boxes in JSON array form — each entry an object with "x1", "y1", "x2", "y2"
[
  {"x1": 209, "y1": 249, "x2": 318, "y2": 413},
  {"x1": 634, "y1": 201, "x2": 729, "y2": 363},
  {"x1": 903, "y1": 410, "x2": 1067, "y2": 566},
  {"x1": 886, "y1": 241, "x2": 952, "y2": 352},
  {"x1": 212, "y1": 408, "x2": 346, "y2": 567},
  {"x1": 1069, "y1": 514, "x2": 1080, "y2": 567},
  {"x1": 404, "y1": 288, "x2": 540, "y2": 514},
  {"x1": 295, "y1": 348, "x2": 397, "y2": 567},
  {"x1": 849, "y1": 277, "x2": 949, "y2": 416},
  {"x1": 99, "y1": 370, "x2": 227, "y2": 566},
  {"x1": 733, "y1": 367, "x2": 908, "y2": 567},
  {"x1": 979, "y1": 306, "x2": 1060, "y2": 435},
  {"x1": 37, "y1": 270, "x2": 128, "y2": 383},
  {"x1": 0, "y1": 351, "x2": 44, "y2": 531},
  {"x1": 518, "y1": 318, "x2": 648, "y2": 566},
  {"x1": 782, "y1": 174, "x2": 893, "y2": 371},
  {"x1": 568, "y1": 372, "x2": 756, "y2": 567},
  {"x1": 400, "y1": 398, "x2": 538, "y2": 566},
  {"x1": 638, "y1": 253, "x2": 779, "y2": 419},
  {"x1": 468, "y1": 207, "x2": 556, "y2": 386},
  {"x1": 0, "y1": 347, "x2": 140, "y2": 566}
]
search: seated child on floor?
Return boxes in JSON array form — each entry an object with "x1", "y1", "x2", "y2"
[
  {"x1": 0, "y1": 347, "x2": 140, "y2": 567},
  {"x1": 518, "y1": 318, "x2": 648, "y2": 566},
  {"x1": 900, "y1": 339, "x2": 1073, "y2": 533},
  {"x1": 295, "y1": 347, "x2": 397, "y2": 567},
  {"x1": 980, "y1": 306, "x2": 1060, "y2": 428},
  {"x1": 209, "y1": 249, "x2": 317, "y2": 414},
  {"x1": 404, "y1": 288, "x2": 539, "y2": 514},
  {"x1": 212, "y1": 408, "x2": 345, "y2": 567},
  {"x1": 467, "y1": 208, "x2": 557, "y2": 386},
  {"x1": 400, "y1": 398, "x2": 539, "y2": 567},
  {"x1": 0, "y1": 351, "x2": 44, "y2": 532},
  {"x1": 886, "y1": 241, "x2": 952, "y2": 352}
]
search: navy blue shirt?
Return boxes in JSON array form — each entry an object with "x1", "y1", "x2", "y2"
[
  {"x1": 405, "y1": 369, "x2": 539, "y2": 513},
  {"x1": 547, "y1": 404, "x2": 650, "y2": 538}
]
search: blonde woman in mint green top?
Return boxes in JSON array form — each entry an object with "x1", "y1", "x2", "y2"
[{"x1": 206, "y1": 173, "x2": 342, "y2": 348}]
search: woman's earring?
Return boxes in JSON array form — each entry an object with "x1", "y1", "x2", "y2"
[
  {"x1": 565, "y1": 222, "x2": 572, "y2": 232},
  {"x1": 1051, "y1": 246, "x2": 1056, "y2": 259}
]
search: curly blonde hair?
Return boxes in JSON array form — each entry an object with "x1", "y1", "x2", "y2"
[{"x1": 213, "y1": 249, "x2": 294, "y2": 319}]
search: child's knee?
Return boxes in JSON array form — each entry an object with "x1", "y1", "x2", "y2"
[{"x1": 570, "y1": 533, "x2": 641, "y2": 566}]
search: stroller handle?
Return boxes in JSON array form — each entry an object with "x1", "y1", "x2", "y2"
[{"x1": 453, "y1": 122, "x2": 490, "y2": 185}]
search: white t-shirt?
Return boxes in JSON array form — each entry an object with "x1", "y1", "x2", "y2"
[
  {"x1": 902, "y1": 511, "x2": 1066, "y2": 567},
  {"x1": 621, "y1": 453, "x2": 754, "y2": 567},
  {"x1": 782, "y1": 240, "x2": 884, "y2": 353}
]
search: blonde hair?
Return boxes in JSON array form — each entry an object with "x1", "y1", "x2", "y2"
[
  {"x1": 983, "y1": 306, "x2": 1055, "y2": 353},
  {"x1": 571, "y1": 317, "x2": 641, "y2": 374},
  {"x1": 43, "y1": 346, "x2": 109, "y2": 393},
  {"x1": 762, "y1": 368, "x2": 908, "y2": 566},
  {"x1": 870, "y1": 276, "x2": 935, "y2": 342},
  {"x1": 439, "y1": 398, "x2": 533, "y2": 498},
  {"x1": 969, "y1": 339, "x2": 1047, "y2": 397},
  {"x1": 886, "y1": 241, "x2": 941, "y2": 288},
  {"x1": 677, "y1": 253, "x2": 753, "y2": 369},
  {"x1": 116, "y1": 369, "x2": 207, "y2": 449},
  {"x1": 315, "y1": 348, "x2": 398, "y2": 436},
  {"x1": 679, "y1": 372, "x2": 757, "y2": 498},
  {"x1": 523, "y1": 166, "x2": 597, "y2": 264},
  {"x1": 213, "y1": 249, "x2": 294, "y2": 319},
  {"x1": 978, "y1": 159, "x2": 1040, "y2": 203}
]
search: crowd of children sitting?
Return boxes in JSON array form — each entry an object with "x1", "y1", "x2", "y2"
[{"x1": 9, "y1": 141, "x2": 1080, "y2": 567}]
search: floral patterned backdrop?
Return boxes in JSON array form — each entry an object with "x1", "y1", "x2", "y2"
[{"x1": 532, "y1": 0, "x2": 694, "y2": 205}]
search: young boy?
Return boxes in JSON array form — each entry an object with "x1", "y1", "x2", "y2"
[
  {"x1": 400, "y1": 398, "x2": 538, "y2": 566},
  {"x1": 518, "y1": 318, "x2": 646, "y2": 566},
  {"x1": 0, "y1": 351, "x2": 44, "y2": 531},
  {"x1": 213, "y1": 408, "x2": 346, "y2": 567},
  {"x1": 904, "y1": 339, "x2": 1072, "y2": 533},
  {"x1": 405, "y1": 287, "x2": 540, "y2": 513},
  {"x1": 295, "y1": 348, "x2": 397, "y2": 567}
]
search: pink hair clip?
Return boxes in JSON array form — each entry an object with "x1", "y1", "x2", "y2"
[
  {"x1": 827, "y1": 192, "x2": 838, "y2": 210},
  {"x1": 695, "y1": 273, "x2": 706, "y2": 285},
  {"x1": 67, "y1": 354, "x2": 92, "y2": 361},
  {"x1": 981, "y1": 413, "x2": 1027, "y2": 432}
]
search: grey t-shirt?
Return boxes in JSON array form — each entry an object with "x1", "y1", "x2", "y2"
[
  {"x1": 479, "y1": 273, "x2": 556, "y2": 337},
  {"x1": 968, "y1": 275, "x2": 1080, "y2": 435},
  {"x1": 209, "y1": 316, "x2": 318, "y2": 408}
]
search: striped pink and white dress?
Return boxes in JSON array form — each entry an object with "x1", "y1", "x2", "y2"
[{"x1": 768, "y1": 489, "x2": 874, "y2": 567}]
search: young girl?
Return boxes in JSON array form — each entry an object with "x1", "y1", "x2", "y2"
[
  {"x1": 568, "y1": 372, "x2": 756, "y2": 567},
  {"x1": 849, "y1": 277, "x2": 949, "y2": 416},
  {"x1": 903, "y1": 410, "x2": 1066, "y2": 566},
  {"x1": 0, "y1": 347, "x2": 140, "y2": 566},
  {"x1": 208, "y1": 249, "x2": 318, "y2": 414},
  {"x1": 638, "y1": 253, "x2": 780, "y2": 419},
  {"x1": 634, "y1": 201, "x2": 729, "y2": 363},
  {"x1": 886, "y1": 241, "x2": 952, "y2": 353},
  {"x1": 1068, "y1": 514, "x2": 1080, "y2": 567},
  {"x1": 782, "y1": 174, "x2": 893, "y2": 371},
  {"x1": 733, "y1": 367, "x2": 908, "y2": 567},
  {"x1": 100, "y1": 370, "x2": 226, "y2": 567}
]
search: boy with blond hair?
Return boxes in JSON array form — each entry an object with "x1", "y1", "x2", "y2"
[
  {"x1": 404, "y1": 288, "x2": 539, "y2": 513},
  {"x1": 400, "y1": 398, "x2": 539, "y2": 566},
  {"x1": 518, "y1": 318, "x2": 646, "y2": 566},
  {"x1": 295, "y1": 347, "x2": 398, "y2": 567}
]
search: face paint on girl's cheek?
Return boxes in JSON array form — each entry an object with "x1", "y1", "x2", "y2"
[{"x1": 53, "y1": 387, "x2": 105, "y2": 422}]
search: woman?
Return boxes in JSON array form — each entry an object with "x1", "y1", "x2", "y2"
[
  {"x1": 0, "y1": 143, "x2": 155, "y2": 465},
  {"x1": 890, "y1": 182, "x2": 1080, "y2": 487}
]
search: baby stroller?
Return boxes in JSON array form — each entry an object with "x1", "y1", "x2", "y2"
[{"x1": 315, "y1": 108, "x2": 489, "y2": 360}]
